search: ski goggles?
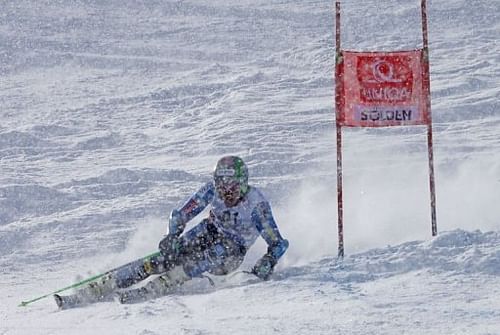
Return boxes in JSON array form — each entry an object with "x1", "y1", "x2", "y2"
[
  {"x1": 215, "y1": 176, "x2": 240, "y2": 189},
  {"x1": 215, "y1": 176, "x2": 240, "y2": 192}
]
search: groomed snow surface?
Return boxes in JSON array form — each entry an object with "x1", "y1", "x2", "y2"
[{"x1": 1, "y1": 0, "x2": 499, "y2": 334}]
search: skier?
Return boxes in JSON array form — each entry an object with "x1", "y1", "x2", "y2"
[{"x1": 54, "y1": 155, "x2": 289, "y2": 308}]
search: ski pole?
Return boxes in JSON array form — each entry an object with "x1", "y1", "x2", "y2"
[{"x1": 19, "y1": 251, "x2": 161, "y2": 307}]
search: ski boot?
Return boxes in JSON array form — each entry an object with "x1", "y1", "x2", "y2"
[
  {"x1": 117, "y1": 266, "x2": 191, "y2": 304},
  {"x1": 54, "y1": 273, "x2": 119, "y2": 309}
]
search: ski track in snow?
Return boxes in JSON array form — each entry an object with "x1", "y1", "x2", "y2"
[{"x1": 0, "y1": 0, "x2": 499, "y2": 334}]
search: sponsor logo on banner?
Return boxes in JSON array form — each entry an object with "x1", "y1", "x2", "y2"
[
  {"x1": 339, "y1": 50, "x2": 429, "y2": 127},
  {"x1": 354, "y1": 105, "x2": 419, "y2": 122},
  {"x1": 357, "y1": 55, "x2": 413, "y2": 103}
]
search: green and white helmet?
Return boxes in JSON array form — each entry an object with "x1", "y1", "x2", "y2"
[{"x1": 213, "y1": 155, "x2": 249, "y2": 206}]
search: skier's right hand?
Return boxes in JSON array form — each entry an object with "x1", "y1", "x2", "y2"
[{"x1": 158, "y1": 234, "x2": 183, "y2": 262}]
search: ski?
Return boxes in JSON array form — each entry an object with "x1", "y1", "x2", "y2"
[{"x1": 19, "y1": 251, "x2": 161, "y2": 307}]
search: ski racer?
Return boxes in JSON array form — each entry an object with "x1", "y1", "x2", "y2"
[{"x1": 55, "y1": 155, "x2": 289, "y2": 308}]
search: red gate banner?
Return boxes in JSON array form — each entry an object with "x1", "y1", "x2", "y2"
[{"x1": 337, "y1": 50, "x2": 430, "y2": 127}]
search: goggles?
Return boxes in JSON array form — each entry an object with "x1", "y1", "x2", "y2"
[{"x1": 215, "y1": 176, "x2": 240, "y2": 191}]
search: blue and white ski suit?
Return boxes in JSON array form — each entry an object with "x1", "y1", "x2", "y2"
[{"x1": 170, "y1": 181, "x2": 289, "y2": 278}]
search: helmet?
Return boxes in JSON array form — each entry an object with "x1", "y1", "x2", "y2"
[{"x1": 213, "y1": 155, "x2": 249, "y2": 206}]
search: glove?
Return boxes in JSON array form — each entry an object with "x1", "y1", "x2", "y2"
[
  {"x1": 251, "y1": 254, "x2": 277, "y2": 281},
  {"x1": 158, "y1": 234, "x2": 183, "y2": 264}
]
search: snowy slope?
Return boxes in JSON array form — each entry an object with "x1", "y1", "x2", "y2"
[{"x1": 1, "y1": 0, "x2": 499, "y2": 334}]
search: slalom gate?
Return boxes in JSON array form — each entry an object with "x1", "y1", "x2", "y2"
[{"x1": 334, "y1": 0, "x2": 437, "y2": 258}]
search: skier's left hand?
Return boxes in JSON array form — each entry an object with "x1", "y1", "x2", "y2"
[
  {"x1": 158, "y1": 234, "x2": 183, "y2": 262},
  {"x1": 252, "y1": 254, "x2": 277, "y2": 281}
]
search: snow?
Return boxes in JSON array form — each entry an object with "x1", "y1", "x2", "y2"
[{"x1": 1, "y1": 0, "x2": 499, "y2": 334}]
